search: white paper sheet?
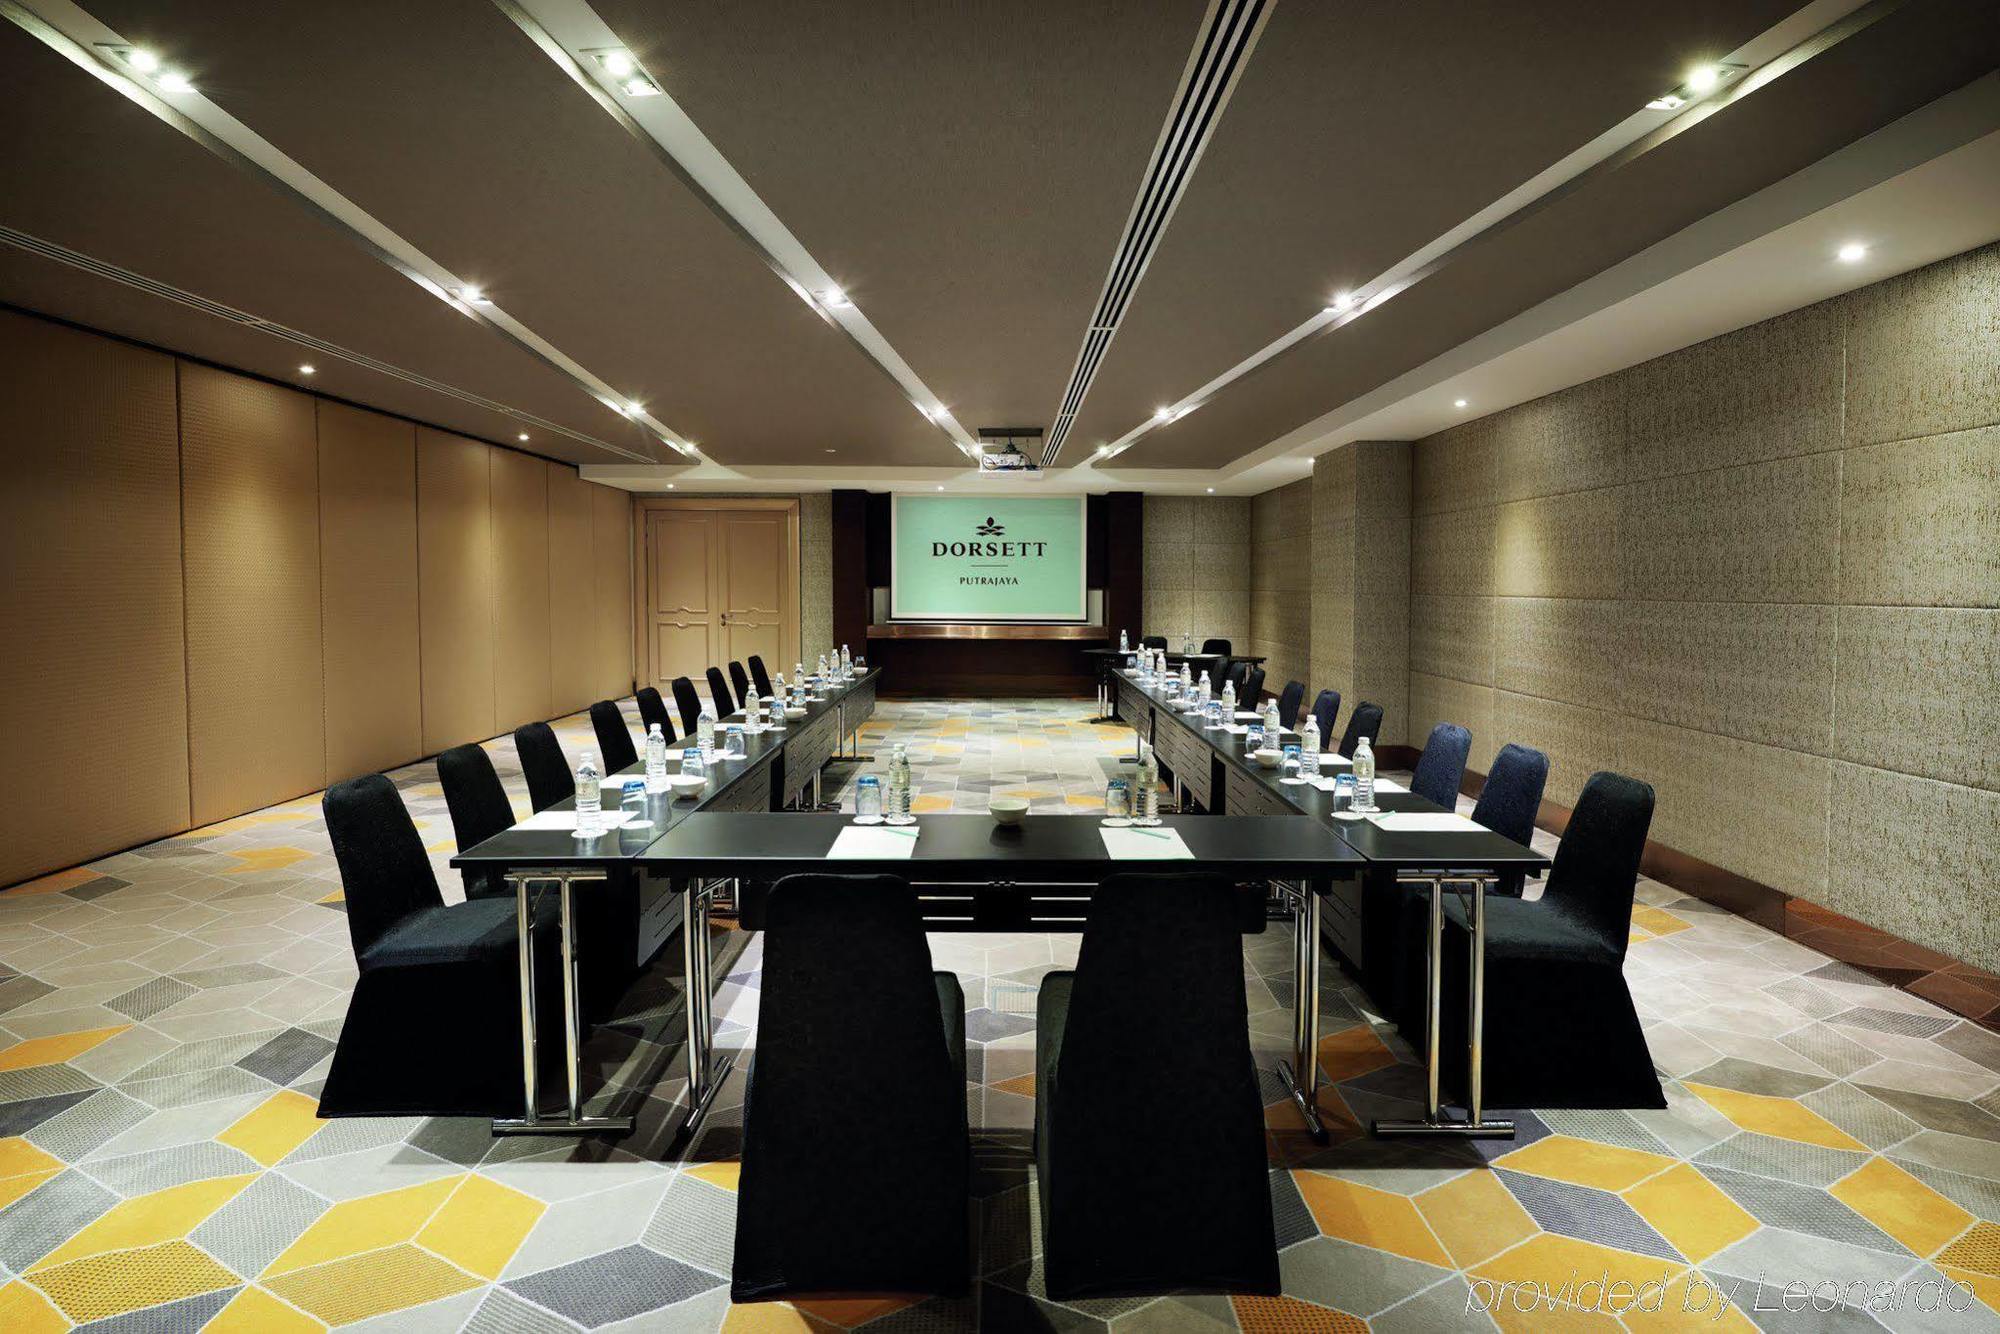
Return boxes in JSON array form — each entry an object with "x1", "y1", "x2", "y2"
[
  {"x1": 1219, "y1": 724, "x2": 1249, "y2": 734},
  {"x1": 514, "y1": 810, "x2": 637, "y2": 832},
  {"x1": 1366, "y1": 812, "x2": 1482, "y2": 833},
  {"x1": 1233, "y1": 710, "x2": 1263, "y2": 720},
  {"x1": 1098, "y1": 826, "x2": 1194, "y2": 859},
  {"x1": 829, "y1": 825, "x2": 920, "y2": 859}
]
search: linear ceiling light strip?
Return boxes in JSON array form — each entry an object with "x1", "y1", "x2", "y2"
[
  {"x1": 495, "y1": 0, "x2": 980, "y2": 460},
  {"x1": 1042, "y1": 0, "x2": 1269, "y2": 467},
  {"x1": 2, "y1": 0, "x2": 691, "y2": 464},
  {"x1": 1097, "y1": 0, "x2": 1906, "y2": 461},
  {"x1": 0, "y1": 224, "x2": 647, "y2": 460}
]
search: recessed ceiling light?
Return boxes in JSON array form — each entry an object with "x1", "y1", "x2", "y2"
[
  {"x1": 624, "y1": 401, "x2": 643, "y2": 417},
  {"x1": 1687, "y1": 64, "x2": 1720, "y2": 93},
  {"x1": 936, "y1": 484, "x2": 944, "y2": 491},
  {"x1": 1206, "y1": 487, "x2": 1215, "y2": 494},
  {"x1": 824, "y1": 448, "x2": 836, "y2": 454},
  {"x1": 820, "y1": 286, "x2": 851, "y2": 308},
  {"x1": 1837, "y1": 242, "x2": 1868, "y2": 263},
  {"x1": 1645, "y1": 92, "x2": 1685, "y2": 112},
  {"x1": 157, "y1": 71, "x2": 194, "y2": 94},
  {"x1": 600, "y1": 50, "x2": 636, "y2": 78},
  {"x1": 517, "y1": 432, "x2": 529, "y2": 442},
  {"x1": 1453, "y1": 398, "x2": 1468, "y2": 409},
  {"x1": 298, "y1": 364, "x2": 315, "y2": 375},
  {"x1": 620, "y1": 76, "x2": 661, "y2": 97},
  {"x1": 127, "y1": 48, "x2": 160, "y2": 74},
  {"x1": 667, "y1": 482, "x2": 676, "y2": 489},
  {"x1": 1154, "y1": 407, "x2": 1173, "y2": 422},
  {"x1": 459, "y1": 285, "x2": 489, "y2": 305},
  {"x1": 1331, "y1": 291, "x2": 1355, "y2": 311}
]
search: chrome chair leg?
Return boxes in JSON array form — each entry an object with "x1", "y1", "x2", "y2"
[
  {"x1": 1275, "y1": 878, "x2": 1328, "y2": 1142},
  {"x1": 495, "y1": 870, "x2": 632, "y2": 1135},
  {"x1": 1374, "y1": 875, "x2": 1513, "y2": 1139}
]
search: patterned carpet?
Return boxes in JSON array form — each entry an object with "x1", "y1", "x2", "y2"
[{"x1": 1, "y1": 697, "x2": 1997, "y2": 1331}]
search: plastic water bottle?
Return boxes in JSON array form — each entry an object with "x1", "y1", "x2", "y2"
[
  {"x1": 1265, "y1": 697, "x2": 1283, "y2": 743},
  {"x1": 1221, "y1": 679, "x2": 1237, "y2": 721},
  {"x1": 1134, "y1": 740, "x2": 1161, "y2": 825},
  {"x1": 574, "y1": 750, "x2": 601, "y2": 835},
  {"x1": 1353, "y1": 735, "x2": 1376, "y2": 813},
  {"x1": 696, "y1": 703, "x2": 717, "y2": 761},
  {"x1": 1119, "y1": 628, "x2": 1129, "y2": 653},
  {"x1": 886, "y1": 743, "x2": 914, "y2": 824},
  {"x1": 644, "y1": 724, "x2": 668, "y2": 792},
  {"x1": 1301, "y1": 718, "x2": 1321, "y2": 780},
  {"x1": 680, "y1": 745, "x2": 705, "y2": 786},
  {"x1": 1178, "y1": 661, "x2": 1191, "y2": 696},
  {"x1": 1182, "y1": 630, "x2": 1194, "y2": 655},
  {"x1": 816, "y1": 653, "x2": 829, "y2": 686},
  {"x1": 1196, "y1": 670, "x2": 1211, "y2": 705},
  {"x1": 794, "y1": 661, "x2": 805, "y2": 691}
]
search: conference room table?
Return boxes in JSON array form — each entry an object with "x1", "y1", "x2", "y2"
[
  {"x1": 1109, "y1": 668, "x2": 1548, "y2": 1140},
  {"x1": 1080, "y1": 647, "x2": 1267, "y2": 720},
  {"x1": 453, "y1": 668, "x2": 878, "y2": 1136}
]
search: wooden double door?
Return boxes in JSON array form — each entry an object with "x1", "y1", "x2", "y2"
[{"x1": 641, "y1": 500, "x2": 800, "y2": 696}]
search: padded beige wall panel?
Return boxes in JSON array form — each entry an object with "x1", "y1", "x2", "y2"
[
  {"x1": 1827, "y1": 762, "x2": 2000, "y2": 974},
  {"x1": 1409, "y1": 595, "x2": 1492, "y2": 687},
  {"x1": 317, "y1": 401, "x2": 420, "y2": 784},
  {"x1": 546, "y1": 464, "x2": 596, "y2": 718},
  {"x1": 1492, "y1": 691, "x2": 1622, "y2": 813},
  {"x1": 1832, "y1": 606, "x2": 1999, "y2": 793},
  {"x1": 590, "y1": 483, "x2": 633, "y2": 700},
  {"x1": 1623, "y1": 717, "x2": 1829, "y2": 899},
  {"x1": 180, "y1": 364, "x2": 325, "y2": 826},
  {"x1": 491, "y1": 449, "x2": 551, "y2": 730},
  {"x1": 1844, "y1": 241, "x2": 2000, "y2": 448},
  {"x1": 1491, "y1": 377, "x2": 1629, "y2": 504},
  {"x1": 1411, "y1": 417, "x2": 1494, "y2": 517},
  {"x1": 1410, "y1": 507, "x2": 1494, "y2": 597},
  {"x1": 1493, "y1": 489, "x2": 1620, "y2": 600},
  {"x1": 418, "y1": 429, "x2": 496, "y2": 751},
  {"x1": 800, "y1": 491, "x2": 833, "y2": 664},
  {"x1": 1492, "y1": 598, "x2": 1621, "y2": 708},
  {"x1": 1621, "y1": 600, "x2": 1835, "y2": 756},
  {"x1": 1626, "y1": 305, "x2": 1843, "y2": 481},
  {"x1": 1839, "y1": 425, "x2": 1998, "y2": 608},
  {"x1": 1621, "y1": 455, "x2": 1839, "y2": 604},
  {"x1": 0, "y1": 311, "x2": 189, "y2": 885}
]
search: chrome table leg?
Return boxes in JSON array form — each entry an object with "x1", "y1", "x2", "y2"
[
  {"x1": 1275, "y1": 878, "x2": 1329, "y2": 1142},
  {"x1": 1374, "y1": 876, "x2": 1513, "y2": 1139},
  {"x1": 668, "y1": 878, "x2": 735, "y2": 1149},
  {"x1": 495, "y1": 870, "x2": 632, "y2": 1135}
]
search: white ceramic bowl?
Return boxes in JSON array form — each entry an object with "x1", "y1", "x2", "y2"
[
  {"x1": 784, "y1": 706, "x2": 809, "y2": 719},
  {"x1": 666, "y1": 774, "x2": 707, "y2": 795},
  {"x1": 1252, "y1": 748, "x2": 1283, "y2": 769},
  {"x1": 988, "y1": 796, "x2": 1029, "y2": 826}
]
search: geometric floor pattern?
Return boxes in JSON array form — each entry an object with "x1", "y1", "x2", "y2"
[{"x1": 1, "y1": 696, "x2": 1997, "y2": 1330}]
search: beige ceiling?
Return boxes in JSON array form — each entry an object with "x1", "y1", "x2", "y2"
[{"x1": 3, "y1": 0, "x2": 1996, "y2": 473}]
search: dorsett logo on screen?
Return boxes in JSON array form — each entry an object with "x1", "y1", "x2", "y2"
[{"x1": 932, "y1": 516, "x2": 1049, "y2": 586}]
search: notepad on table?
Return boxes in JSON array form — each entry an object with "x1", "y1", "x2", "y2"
[
  {"x1": 829, "y1": 825, "x2": 920, "y2": 859},
  {"x1": 1365, "y1": 812, "x2": 1482, "y2": 833},
  {"x1": 1098, "y1": 826, "x2": 1194, "y2": 859},
  {"x1": 515, "y1": 809, "x2": 637, "y2": 831}
]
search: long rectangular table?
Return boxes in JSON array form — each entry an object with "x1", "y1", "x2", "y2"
[
  {"x1": 1111, "y1": 668, "x2": 1548, "y2": 1138},
  {"x1": 453, "y1": 668, "x2": 877, "y2": 1135}
]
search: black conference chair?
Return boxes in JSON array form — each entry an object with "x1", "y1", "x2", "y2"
[
  {"x1": 436, "y1": 744, "x2": 514, "y2": 902},
  {"x1": 318, "y1": 774, "x2": 561, "y2": 1117},
  {"x1": 1139, "y1": 635, "x2": 1167, "y2": 651},
  {"x1": 1201, "y1": 637, "x2": 1232, "y2": 657},
  {"x1": 1337, "y1": 702, "x2": 1383, "y2": 758},
  {"x1": 513, "y1": 722, "x2": 570, "y2": 814},
  {"x1": 733, "y1": 874, "x2": 968, "y2": 1300},
  {"x1": 1275, "y1": 680, "x2": 1304, "y2": 731},
  {"x1": 1310, "y1": 689, "x2": 1341, "y2": 751},
  {"x1": 1436, "y1": 772, "x2": 1663, "y2": 1109},
  {"x1": 671, "y1": 676, "x2": 704, "y2": 734},
  {"x1": 1242, "y1": 667, "x2": 1266, "y2": 705},
  {"x1": 728, "y1": 662, "x2": 753, "y2": 711},
  {"x1": 635, "y1": 687, "x2": 676, "y2": 743},
  {"x1": 1474, "y1": 743, "x2": 1550, "y2": 898},
  {"x1": 1410, "y1": 722, "x2": 1473, "y2": 808},
  {"x1": 1036, "y1": 873, "x2": 1279, "y2": 1299},
  {"x1": 747, "y1": 655, "x2": 774, "y2": 699},
  {"x1": 589, "y1": 700, "x2": 639, "y2": 773},
  {"x1": 706, "y1": 665, "x2": 737, "y2": 717}
]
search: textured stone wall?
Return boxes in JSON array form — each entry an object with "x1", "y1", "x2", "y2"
[
  {"x1": 1141, "y1": 494, "x2": 1251, "y2": 654},
  {"x1": 1408, "y1": 240, "x2": 2000, "y2": 970},
  {"x1": 1249, "y1": 479, "x2": 1312, "y2": 704}
]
